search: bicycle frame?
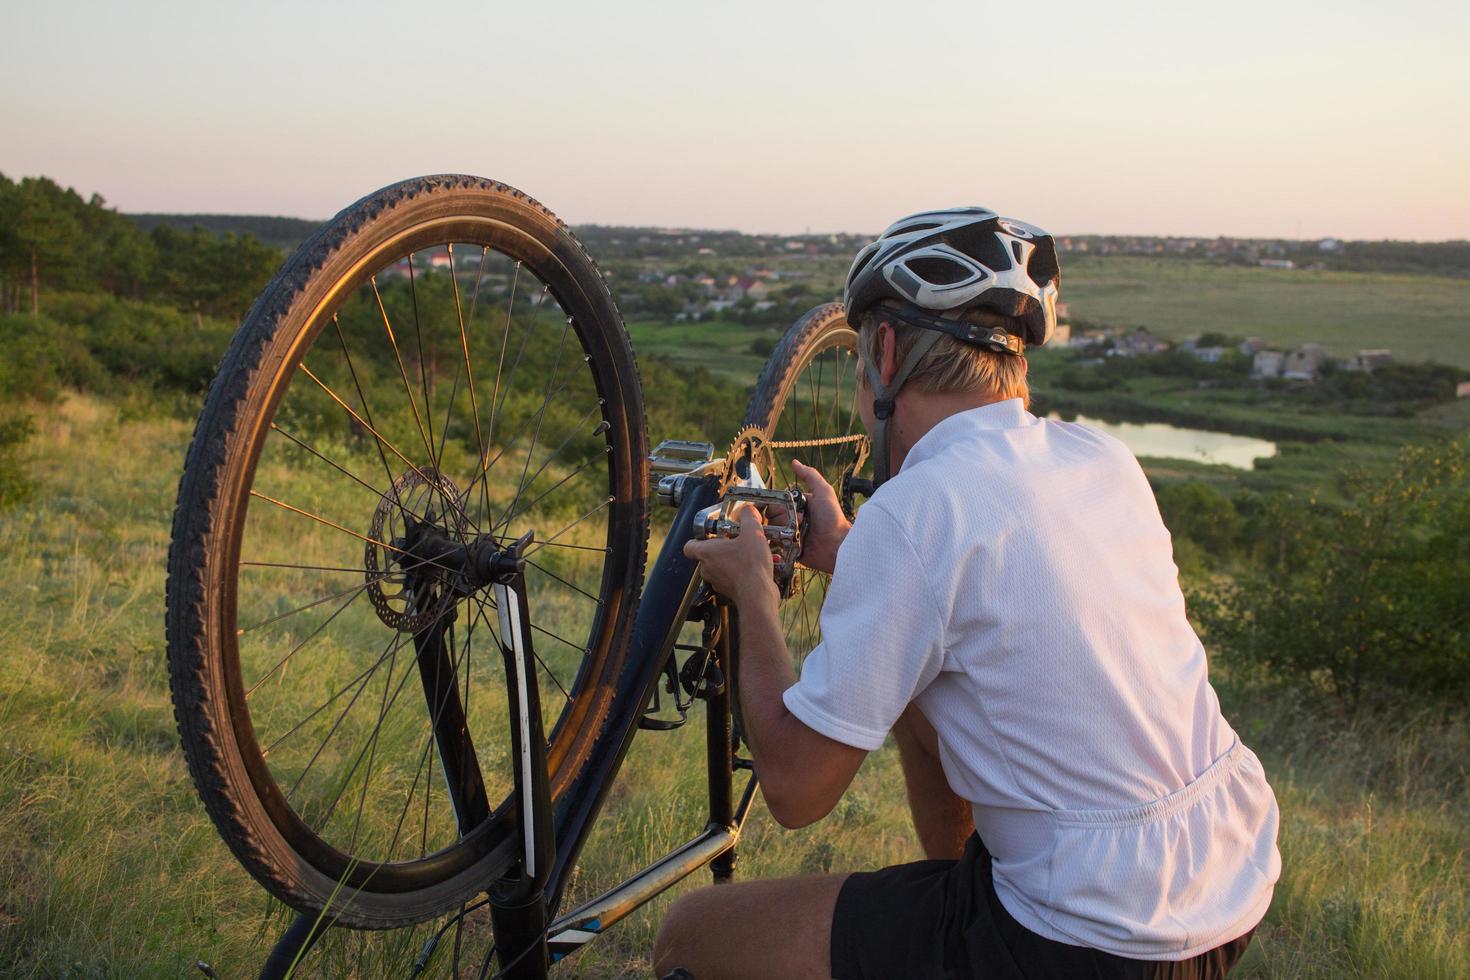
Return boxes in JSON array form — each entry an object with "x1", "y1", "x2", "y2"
[{"x1": 261, "y1": 472, "x2": 761, "y2": 979}]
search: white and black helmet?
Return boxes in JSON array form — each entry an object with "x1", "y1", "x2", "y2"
[{"x1": 843, "y1": 207, "x2": 1061, "y2": 348}]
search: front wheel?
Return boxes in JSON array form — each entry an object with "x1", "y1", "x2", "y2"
[{"x1": 166, "y1": 176, "x2": 649, "y2": 928}]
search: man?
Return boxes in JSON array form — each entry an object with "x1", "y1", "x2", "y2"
[{"x1": 654, "y1": 208, "x2": 1279, "y2": 979}]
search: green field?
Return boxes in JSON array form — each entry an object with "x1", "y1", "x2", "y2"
[
  {"x1": 626, "y1": 316, "x2": 779, "y2": 384},
  {"x1": 1, "y1": 398, "x2": 1465, "y2": 977},
  {"x1": 1064, "y1": 257, "x2": 1470, "y2": 367}
]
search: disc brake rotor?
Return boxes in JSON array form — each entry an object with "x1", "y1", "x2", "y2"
[{"x1": 365, "y1": 469, "x2": 469, "y2": 632}]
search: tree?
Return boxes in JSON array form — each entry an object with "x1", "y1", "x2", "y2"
[
  {"x1": 1198, "y1": 440, "x2": 1470, "y2": 711},
  {"x1": 4, "y1": 177, "x2": 85, "y2": 315}
]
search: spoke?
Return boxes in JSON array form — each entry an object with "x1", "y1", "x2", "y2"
[
  {"x1": 246, "y1": 489, "x2": 460, "y2": 577},
  {"x1": 490, "y1": 400, "x2": 604, "y2": 532},
  {"x1": 240, "y1": 560, "x2": 372, "y2": 574},
  {"x1": 284, "y1": 629, "x2": 404, "y2": 802},
  {"x1": 478, "y1": 595, "x2": 578, "y2": 702},
  {"x1": 524, "y1": 539, "x2": 608, "y2": 555},
  {"x1": 523, "y1": 497, "x2": 612, "y2": 559},
  {"x1": 245, "y1": 587, "x2": 367, "y2": 698},
  {"x1": 347, "y1": 627, "x2": 404, "y2": 851},
  {"x1": 370, "y1": 276, "x2": 439, "y2": 479},
  {"x1": 495, "y1": 451, "x2": 603, "y2": 535},
  {"x1": 236, "y1": 572, "x2": 378, "y2": 637},
  {"x1": 437, "y1": 244, "x2": 489, "y2": 484},
  {"x1": 329, "y1": 314, "x2": 418, "y2": 526},
  {"x1": 482, "y1": 261, "x2": 522, "y2": 522},
  {"x1": 507, "y1": 315, "x2": 574, "y2": 525},
  {"x1": 459, "y1": 375, "x2": 575, "y2": 518},
  {"x1": 262, "y1": 631, "x2": 405, "y2": 758},
  {"x1": 312, "y1": 630, "x2": 420, "y2": 831},
  {"x1": 807, "y1": 357, "x2": 824, "y2": 472},
  {"x1": 269, "y1": 421, "x2": 394, "y2": 506},
  {"x1": 475, "y1": 286, "x2": 553, "y2": 518},
  {"x1": 405, "y1": 256, "x2": 439, "y2": 469},
  {"x1": 526, "y1": 558, "x2": 602, "y2": 604},
  {"x1": 296, "y1": 364, "x2": 479, "y2": 532}
]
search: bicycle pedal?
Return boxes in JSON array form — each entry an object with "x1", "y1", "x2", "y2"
[{"x1": 638, "y1": 714, "x2": 687, "y2": 732}]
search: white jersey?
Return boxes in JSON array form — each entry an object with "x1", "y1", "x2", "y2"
[{"x1": 783, "y1": 398, "x2": 1280, "y2": 960}]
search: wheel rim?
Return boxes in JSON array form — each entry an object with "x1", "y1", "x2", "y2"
[
  {"x1": 220, "y1": 217, "x2": 636, "y2": 892},
  {"x1": 749, "y1": 315, "x2": 865, "y2": 669}
]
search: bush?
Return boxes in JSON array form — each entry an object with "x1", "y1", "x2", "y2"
[
  {"x1": 0, "y1": 413, "x2": 34, "y2": 509},
  {"x1": 1195, "y1": 440, "x2": 1470, "y2": 711}
]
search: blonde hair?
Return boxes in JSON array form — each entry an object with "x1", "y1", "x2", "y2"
[{"x1": 856, "y1": 308, "x2": 1029, "y2": 407}]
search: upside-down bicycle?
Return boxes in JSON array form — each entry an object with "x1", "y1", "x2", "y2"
[{"x1": 165, "y1": 175, "x2": 871, "y2": 977}]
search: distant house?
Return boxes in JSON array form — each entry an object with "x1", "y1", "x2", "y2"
[
  {"x1": 1192, "y1": 347, "x2": 1226, "y2": 363},
  {"x1": 1282, "y1": 344, "x2": 1327, "y2": 381},
  {"x1": 1115, "y1": 327, "x2": 1169, "y2": 357},
  {"x1": 1343, "y1": 349, "x2": 1393, "y2": 373},
  {"x1": 1317, "y1": 238, "x2": 1343, "y2": 252},
  {"x1": 1457, "y1": 381, "x2": 1470, "y2": 399},
  {"x1": 1240, "y1": 337, "x2": 1267, "y2": 355},
  {"x1": 1050, "y1": 322, "x2": 1072, "y2": 347},
  {"x1": 428, "y1": 253, "x2": 453, "y2": 269},
  {"x1": 1055, "y1": 301, "x2": 1071, "y2": 322},
  {"x1": 1252, "y1": 350, "x2": 1285, "y2": 379}
]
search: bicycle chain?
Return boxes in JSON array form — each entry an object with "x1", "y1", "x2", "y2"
[{"x1": 765, "y1": 433, "x2": 869, "y2": 450}]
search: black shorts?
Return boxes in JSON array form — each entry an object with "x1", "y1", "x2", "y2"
[{"x1": 831, "y1": 835, "x2": 1253, "y2": 980}]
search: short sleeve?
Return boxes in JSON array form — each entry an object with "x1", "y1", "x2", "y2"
[{"x1": 782, "y1": 503, "x2": 946, "y2": 750}]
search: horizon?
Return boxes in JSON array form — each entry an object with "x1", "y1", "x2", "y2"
[{"x1": 99, "y1": 201, "x2": 1470, "y2": 245}]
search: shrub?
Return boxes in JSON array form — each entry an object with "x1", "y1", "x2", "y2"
[
  {"x1": 1196, "y1": 440, "x2": 1470, "y2": 711},
  {"x1": 0, "y1": 413, "x2": 34, "y2": 509}
]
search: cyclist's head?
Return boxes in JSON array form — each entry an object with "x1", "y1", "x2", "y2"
[
  {"x1": 843, "y1": 206, "x2": 1060, "y2": 483},
  {"x1": 843, "y1": 207, "x2": 1061, "y2": 351},
  {"x1": 854, "y1": 306, "x2": 1030, "y2": 407}
]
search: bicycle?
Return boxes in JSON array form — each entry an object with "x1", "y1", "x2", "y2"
[{"x1": 165, "y1": 174, "x2": 870, "y2": 978}]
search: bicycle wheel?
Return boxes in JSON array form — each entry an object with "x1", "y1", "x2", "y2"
[
  {"x1": 742, "y1": 302, "x2": 867, "y2": 666},
  {"x1": 166, "y1": 175, "x2": 649, "y2": 928}
]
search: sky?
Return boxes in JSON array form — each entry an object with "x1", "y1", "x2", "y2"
[{"x1": 2, "y1": 0, "x2": 1467, "y2": 240}]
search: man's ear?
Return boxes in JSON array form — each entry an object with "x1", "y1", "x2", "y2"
[{"x1": 876, "y1": 321, "x2": 900, "y2": 386}]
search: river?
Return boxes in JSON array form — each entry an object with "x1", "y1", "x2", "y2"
[{"x1": 1048, "y1": 413, "x2": 1278, "y2": 470}]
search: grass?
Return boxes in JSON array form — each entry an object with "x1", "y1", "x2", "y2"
[
  {"x1": 0, "y1": 396, "x2": 1466, "y2": 977},
  {"x1": 625, "y1": 317, "x2": 780, "y2": 384},
  {"x1": 1063, "y1": 257, "x2": 1470, "y2": 368}
]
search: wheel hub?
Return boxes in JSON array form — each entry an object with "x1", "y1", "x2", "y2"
[{"x1": 365, "y1": 468, "x2": 492, "y2": 632}]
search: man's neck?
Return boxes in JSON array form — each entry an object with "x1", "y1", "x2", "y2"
[{"x1": 888, "y1": 391, "x2": 1014, "y2": 472}]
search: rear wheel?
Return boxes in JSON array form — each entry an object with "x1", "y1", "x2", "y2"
[
  {"x1": 741, "y1": 303, "x2": 868, "y2": 668},
  {"x1": 166, "y1": 176, "x2": 649, "y2": 928}
]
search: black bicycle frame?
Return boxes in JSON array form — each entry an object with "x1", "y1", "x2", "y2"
[{"x1": 260, "y1": 473, "x2": 761, "y2": 979}]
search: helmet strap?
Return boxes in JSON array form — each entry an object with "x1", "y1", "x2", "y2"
[{"x1": 865, "y1": 328, "x2": 944, "y2": 487}]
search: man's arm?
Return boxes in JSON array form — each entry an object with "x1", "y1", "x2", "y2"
[{"x1": 685, "y1": 510, "x2": 866, "y2": 829}]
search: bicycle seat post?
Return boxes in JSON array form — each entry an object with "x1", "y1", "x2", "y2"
[{"x1": 488, "y1": 531, "x2": 555, "y2": 980}]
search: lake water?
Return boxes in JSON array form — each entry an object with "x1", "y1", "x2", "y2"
[{"x1": 1048, "y1": 413, "x2": 1278, "y2": 470}]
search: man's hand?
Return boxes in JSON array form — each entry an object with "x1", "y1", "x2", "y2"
[
  {"x1": 683, "y1": 507, "x2": 779, "y2": 609},
  {"x1": 789, "y1": 459, "x2": 850, "y2": 576}
]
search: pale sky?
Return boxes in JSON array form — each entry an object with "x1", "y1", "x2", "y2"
[{"x1": 3, "y1": 0, "x2": 1467, "y2": 239}]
